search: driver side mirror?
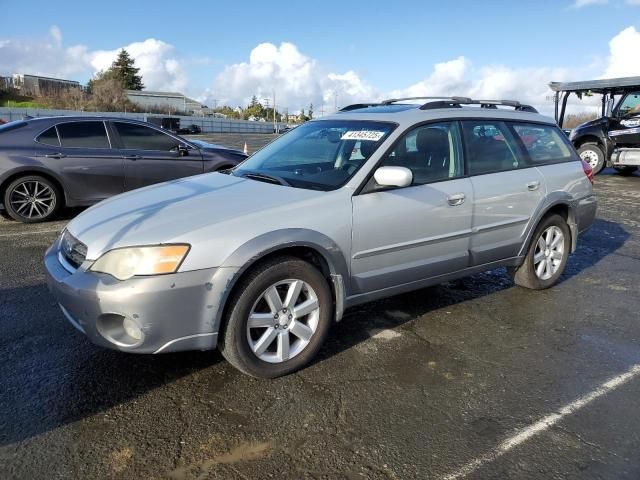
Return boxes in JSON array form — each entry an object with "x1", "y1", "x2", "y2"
[
  {"x1": 175, "y1": 144, "x2": 189, "y2": 157},
  {"x1": 373, "y1": 166, "x2": 413, "y2": 188}
]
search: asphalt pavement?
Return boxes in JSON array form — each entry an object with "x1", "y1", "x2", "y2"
[{"x1": 1, "y1": 160, "x2": 640, "y2": 479}]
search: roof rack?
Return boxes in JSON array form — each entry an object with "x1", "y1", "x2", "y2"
[
  {"x1": 339, "y1": 97, "x2": 538, "y2": 114},
  {"x1": 339, "y1": 103, "x2": 381, "y2": 112},
  {"x1": 380, "y1": 96, "x2": 471, "y2": 105},
  {"x1": 419, "y1": 98, "x2": 538, "y2": 113}
]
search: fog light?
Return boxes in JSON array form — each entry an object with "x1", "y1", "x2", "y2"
[{"x1": 123, "y1": 317, "x2": 143, "y2": 341}]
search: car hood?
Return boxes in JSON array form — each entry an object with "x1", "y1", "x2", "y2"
[
  {"x1": 66, "y1": 173, "x2": 324, "y2": 261},
  {"x1": 190, "y1": 139, "x2": 245, "y2": 155}
]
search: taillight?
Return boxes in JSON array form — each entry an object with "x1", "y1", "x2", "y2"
[{"x1": 581, "y1": 160, "x2": 594, "y2": 184}]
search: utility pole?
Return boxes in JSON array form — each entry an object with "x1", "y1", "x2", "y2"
[{"x1": 273, "y1": 89, "x2": 277, "y2": 133}]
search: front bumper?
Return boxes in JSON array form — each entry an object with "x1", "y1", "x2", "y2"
[{"x1": 44, "y1": 244, "x2": 229, "y2": 353}]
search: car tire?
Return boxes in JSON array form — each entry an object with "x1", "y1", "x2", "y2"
[
  {"x1": 614, "y1": 166, "x2": 638, "y2": 176},
  {"x1": 577, "y1": 143, "x2": 605, "y2": 175},
  {"x1": 510, "y1": 214, "x2": 571, "y2": 290},
  {"x1": 3, "y1": 175, "x2": 62, "y2": 223},
  {"x1": 219, "y1": 256, "x2": 333, "y2": 378}
]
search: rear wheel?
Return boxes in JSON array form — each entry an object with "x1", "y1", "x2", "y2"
[
  {"x1": 510, "y1": 214, "x2": 571, "y2": 290},
  {"x1": 220, "y1": 256, "x2": 332, "y2": 378},
  {"x1": 614, "y1": 166, "x2": 638, "y2": 176},
  {"x1": 577, "y1": 143, "x2": 605, "y2": 175},
  {"x1": 3, "y1": 175, "x2": 61, "y2": 223}
]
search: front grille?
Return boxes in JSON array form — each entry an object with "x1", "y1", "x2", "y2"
[{"x1": 59, "y1": 230, "x2": 87, "y2": 270}]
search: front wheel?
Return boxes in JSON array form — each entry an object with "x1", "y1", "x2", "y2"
[
  {"x1": 510, "y1": 214, "x2": 571, "y2": 290},
  {"x1": 3, "y1": 175, "x2": 61, "y2": 223},
  {"x1": 220, "y1": 256, "x2": 332, "y2": 378},
  {"x1": 577, "y1": 143, "x2": 605, "y2": 175}
]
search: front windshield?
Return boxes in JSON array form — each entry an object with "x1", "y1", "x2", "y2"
[{"x1": 233, "y1": 120, "x2": 396, "y2": 190}]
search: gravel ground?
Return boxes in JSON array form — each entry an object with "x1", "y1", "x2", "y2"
[{"x1": 1, "y1": 161, "x2": 640, "y2": 480}]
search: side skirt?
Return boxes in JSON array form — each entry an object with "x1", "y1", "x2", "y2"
[{"x1": 344, "y1": 256, "x2": 524, "y2": 309}]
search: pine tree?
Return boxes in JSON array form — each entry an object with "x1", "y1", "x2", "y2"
[
  {"x1": 308, "y1": 103, "x2": 314, "y2": 119},
  {"x1": 109, "y1": 49, "x2": 144, "y2": 90}
]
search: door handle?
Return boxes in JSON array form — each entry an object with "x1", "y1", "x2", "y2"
[
  {"x1": 527, "y1": 181, "x2": 540, "y2": 191},
  {"x1": 45, "y1": 153, "x2": 66, "y2": 159},
  {"x1": 123, "y1": 155, "x2": 142, "y2": 161},
  {"x1": 447, "y1": 193, "x2": 466, "y2": 206}
]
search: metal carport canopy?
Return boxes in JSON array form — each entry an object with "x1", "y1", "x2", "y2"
[{"x1": 549, "y1": 76, "x2": 640, "y2": 94}]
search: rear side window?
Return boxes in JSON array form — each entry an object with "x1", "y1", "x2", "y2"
[
  {"x1": 114, "y1": 122, "x2": 179, "y2": 151},
  {"x1": 512, "y1": 123, "x2": 573, "y2": 165},
  {"x1": 461, "y1": 120, "x2": 522, "y2": 175},
  {"x1": 57, "y1": 121, "x2": 110, "y2": 148},
  {"x1": 37, "y1": 126, "x2": 60, "y2": 146}
]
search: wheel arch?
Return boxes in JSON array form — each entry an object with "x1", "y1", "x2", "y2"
[
  {"x1": 0, "y1": 168, "x2": 67, "y2": 208},
  {"x1": 519, "y1": 199, "x2": 577, "y2": 259},
  {"x1": 210, "y1": 229, "x2": 350, "y2": 335},
  {"x1": 573, "y1": 135, "x2": 603, "y2": 149}
]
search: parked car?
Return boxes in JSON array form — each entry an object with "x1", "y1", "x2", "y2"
[
  {"x1": 44, "y1": 98, "x2": 596, "y2": 378},
  {"x1": 177, "y1": 124, "x2": 202, "y2": 135},
  {"x1": 551, "y1": 76, "x2": 640, "y2": 175},
  {"x1": 0, "y1": 116, "x2": 247, "y2": 222}
]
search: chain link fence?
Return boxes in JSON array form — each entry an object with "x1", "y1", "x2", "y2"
[{"x1": 0, "y1": 107, "x2": 286, "y2": 134}]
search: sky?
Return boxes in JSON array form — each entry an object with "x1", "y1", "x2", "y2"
[{"x1": 1, "y1": 0, "x2": 640, "y2": 115}]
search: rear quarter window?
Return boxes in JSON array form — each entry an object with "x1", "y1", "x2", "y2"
[
  {"x1": 512, "y1": 123, "x2": 573, "y2": 165},
  {"x1": 36, "y1": 126, "x2": 60, "y2": 146}
]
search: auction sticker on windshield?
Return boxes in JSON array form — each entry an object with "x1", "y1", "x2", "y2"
[{"x1": 341, "y1": 130, "x2": 386, "y2": 141}]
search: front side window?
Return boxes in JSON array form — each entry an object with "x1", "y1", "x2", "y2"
[
  {"x1": 618, "y1": 92, "x2": 640, "y2": 116},
  {"x1": 512, "y1": 123, "x2": 573, "y2": 165},
  {"x1": 57, "y1": 121, "x2": 110, "y2": 149},
  {"x1": 36, "y1": 126, "x2": 60, "y2": 147},
  {"x1": 233, "y1": 120, "x2": 395, "y2": 190},
  {"x1": 380, "y1": 122, "x2": 463, "y2": 185},
  {"x1": 461, "y1": 120, "x2": 522, "y2": 175},
  {"x1": 114, "y1": 122, "x2": 180, "y2": 151}
]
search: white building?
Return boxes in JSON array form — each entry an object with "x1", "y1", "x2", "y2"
[
  {"x1": 11, "y1": 74, "x2": 80, "y2": 96},
  {"x1": 125, "y1": 90, "x2": 205, "y2": 115}
]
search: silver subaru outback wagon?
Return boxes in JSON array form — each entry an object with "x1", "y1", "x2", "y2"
[{"x1": 44, "y1": 97, "x2": 597, "y2": 378}]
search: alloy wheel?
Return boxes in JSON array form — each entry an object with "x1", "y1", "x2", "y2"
[
  {"x1": 9, "y1": 180, "x2": 56, "y2": 220},
  {"x1": 533, "y1": 226, "x2": 565, "y2": 280},
  {"x1": 246, "y1": 279, "x2": 320, "y2": 363}
]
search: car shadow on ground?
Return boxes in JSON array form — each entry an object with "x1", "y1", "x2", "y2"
[{"x1": 0, "y1": 220, "x2": 628, "y2": 446}]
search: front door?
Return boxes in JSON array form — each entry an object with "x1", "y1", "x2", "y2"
[
  {"x1": 110, "y1": 121, "x2": 204, "y2": 191},
  {"x1": 351, "y1": 121, "x2": 473, "y2": 294},
  {"x1": 610, "y1": 91, "x2": 640, "y2": 146}
]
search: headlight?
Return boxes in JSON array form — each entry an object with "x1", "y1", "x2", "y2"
[{"x1": 90, "y1": 245, "x2": 190, "y2": 281}]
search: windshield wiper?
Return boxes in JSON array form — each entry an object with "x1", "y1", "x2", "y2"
[{"x1": 239, "y1": 171, "x2": 291, "y2": 187}]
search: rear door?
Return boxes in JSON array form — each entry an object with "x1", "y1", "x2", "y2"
[
  {"x1": 110, "y1": 121, "x2": 204, "y2": 191},
  {"x1": 35, "y1": 120, "x2": 124, "y2": 203},
  {"x1": 461, "y1": 119, "x2": 546, "y2": 265}
]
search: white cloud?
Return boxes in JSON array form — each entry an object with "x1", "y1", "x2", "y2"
[
  {"x1": 90, "y1": 39, "x2": 187, "y2": 92},
  {"x1": 603, "y1": 26, "x2": 640, "y2": 77},
  {"x1": 212, "y1": 42, "x2": 374, "y2": 113},
  {"x1": 388, "y1": 56, "x2": 573, "y2": 115},
  {"x1": 0, "y1": 26, "x2": 91, "y2": 79},
  {"x1": 625, "y1": 0, "x2": 640, "y2": 4},
  {"x1": 572, "y1": 0, "x2": 608, "y2": 8},
  {"x1": 0, "y1": 27, "x2": 187, "y2": 92}
]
